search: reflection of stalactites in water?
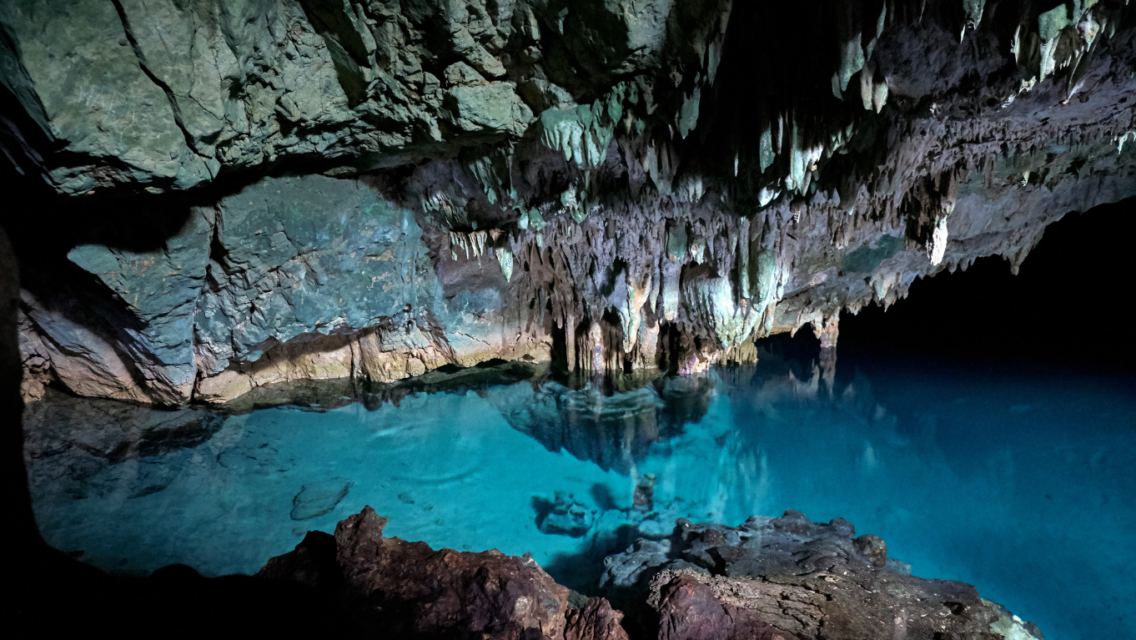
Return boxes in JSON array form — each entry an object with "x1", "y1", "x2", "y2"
[
  {"x1": 820, "y1": 347, "x2": 837, "y2": 397},
  {"x1": 704, "y1": 428, "x2": 741, "y2": 522},
  {"x1": 790, "y1": 366, "x2": 820, "y2": 404},
  {"x1": 860, "y1": 440, "x2": 879, "y2": 474},
  {"x1": 633, "y1": 473, "x2": 656, "y2": 512},
  {"x1": 654, "y1": 374, "x2": 718, "y2": 432},
  {"x1": 734, "y1": 446, "x2": 773, "y2": 524},
  {"x1": 486, "y1": 373, "x2": 717, "y2": 474},
  {"x1": 742, "y1": 366, "x2": 822, "y2": 422}
]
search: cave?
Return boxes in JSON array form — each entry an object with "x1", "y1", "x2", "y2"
[{"x1": 3, "y1": 1, "x2": 1134, "y2": 638}]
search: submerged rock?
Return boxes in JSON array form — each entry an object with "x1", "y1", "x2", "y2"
[
  {"x1": 601, "y1": 510, "x2": 1044, "y2": 640},
  {"x1": 538, "y1": 491, "x2": 595, "y2": 538},
  {"x1": 290, "y1": 479, "x2": 352, "y2": 521}
]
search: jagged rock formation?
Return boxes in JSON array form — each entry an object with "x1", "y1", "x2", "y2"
[
  {"x1": 259, "y1": 505, "x2": 629, "y2": 640},
  {"x1": 601, "y1": 510, "x2": 1045, "y2": 640},
  {"x1": 4, "y1": 0, "x2": 1136, "y2": 405},
  {"x1": 260, "y1": 506, "x2": 1044, "y2": 640}
]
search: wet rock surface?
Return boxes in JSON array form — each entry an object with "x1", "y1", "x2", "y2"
[{"x1": 601, "y1": 510, "x2": 1045, "y2": 640}]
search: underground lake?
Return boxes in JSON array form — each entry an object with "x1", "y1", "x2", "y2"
[
  {"x1": 24, "y1": 342, "x2": 1136, "y2": 640},
  {"x1": 8, "y1": 2, "x2": 1136, "y2": 636}
]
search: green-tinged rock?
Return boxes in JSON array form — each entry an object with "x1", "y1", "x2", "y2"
[
  {"x1": 1038, "y1": 4, "x2": 1071, "y2": 81},
  {"x1": 872, "y1": 78, "x2": 889, "y2": 113},
  {"x1": 445, "y1": 61, "x2": 488, "y2": 87},
  {"x1": 495, "y1": 246, "x2": 514, "y2": 282},
  {"x1": 446, "y1": 82, "x2": 533, "y2": 136},
  {"x1": 448, "y1": 20, "x2": 507, "y2": 78},
  {"x1": 751, "y1": 249, "x2": 779, "y2": 306},
  {"x1": 684, "y1": 271, "x2": 763, "y2": 348},
  {"x1": 0, "y1": 0, "x2": 367, "y2": 193},
  {"x1": 540, "y1": 104, "x2": 610, "y2": 168},
  {"x1": 759, "y1": 124, "x2": 776, "y2": 173},
  {"x1": 301, "y1": 0, "x2": 379, "y2": 105},
  {"x1": 835, "y1": 37, "x2": 866, "y2": 98},
  {"x1": 539, "y1": 83, "x2": 633, "y2": 168},
  {"x1": 1038, "y1": 4, "x2": 1070, "y2": 41},
  {"x1": 195, "y1": 175, "x2": 443, "y2": 374},
  {"x1": 843, "y1": 234, "x2": 903, "y2": 274},
  {"x1": 115, "y1": 0, "x2": 232, "y2": 148},
  {"x1": 1, "y1": 0, "x2": 209, "y2": 192},
  {"x1": 550, "y1": 0, "x2": 674, "y2": 76},
  {"x1": 520, "y1": 208, "x2": 547, "y2": 231},
  {"x1": 677, "y1": 87, "x2": 700, "y2": 138},
  {"x1": 63, "y1": 209, "x2": 214, "y2": 403},
  {"x1": 666, "y1": 224, "x2": 688, "y2": 261},
  {"x1": 463, "y1": 144, "x2": 516, "y2": 205},
  {"x1": 962, "y1": 0, "x2": 986, "y2": 39}
]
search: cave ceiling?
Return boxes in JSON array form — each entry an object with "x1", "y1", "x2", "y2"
[{"x1": 2, "y1": 0, "x2": 1134, "y2": 406}]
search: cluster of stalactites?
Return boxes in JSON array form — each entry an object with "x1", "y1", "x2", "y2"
[
  {"x1": 501, "y1": 206, "x2": 799, "y2": 374},
  {"x1": 833, "y1": 0, "x2": 1122, "y2": 116},
  {"x1": 1019, "y1": 0, "x2": 1113, "y2": 94},
  {"x1": 747, "y1": 111, "x2": 857, "y2": 205},
  {"x1": 449, "y1": 230, "x2": 515, "y2": 282},
  {"x1": 832, "y1": 0, "x2": 892, "y2": 111}
]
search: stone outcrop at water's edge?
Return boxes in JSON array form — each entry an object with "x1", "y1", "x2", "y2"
[{"x1": 258, "y1": 506, "x2": 1042, "y2": 640}]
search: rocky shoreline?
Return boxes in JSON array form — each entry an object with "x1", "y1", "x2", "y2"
[{"x1": 258, "y1": 506, "x2": 1044, "y2": 640}]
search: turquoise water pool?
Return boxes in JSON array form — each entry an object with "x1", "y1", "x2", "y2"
[{"x1": 25, "y1": 351, "x2": 1136, "y2": 640}]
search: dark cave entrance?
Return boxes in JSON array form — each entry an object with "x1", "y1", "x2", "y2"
[{"x1": 835, "y1": 196, "x2": 1136, "y2": 370}]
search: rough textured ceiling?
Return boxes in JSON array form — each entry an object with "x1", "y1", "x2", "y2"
[{"x1": 2, "y1": 0, "x2": 1135, "y2": 406}]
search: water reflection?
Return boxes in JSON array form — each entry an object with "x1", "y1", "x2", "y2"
[
  {"x1": 489, "y1": 373, "x2": 716, "y2": 473},
  {"x1": 23, "y1": 347, "x2": 1136, "y2": 640}
]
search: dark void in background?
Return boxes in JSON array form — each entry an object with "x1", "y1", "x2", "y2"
[{"x1": 836, "y1": 197, "x2": 1136, "y2": 372}]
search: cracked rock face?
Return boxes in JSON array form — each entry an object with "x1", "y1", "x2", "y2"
[{"x1": 4, "y1": 1, "x2": 1136, "y2": 405}]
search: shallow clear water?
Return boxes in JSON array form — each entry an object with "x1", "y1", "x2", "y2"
[{"x1": 25, "y1": 352, "x2": 1136, "y2": 640}]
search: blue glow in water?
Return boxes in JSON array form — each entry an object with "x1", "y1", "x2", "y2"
[{"x1": 26, "y1": 355, "x2": 1136, "y2": 640}]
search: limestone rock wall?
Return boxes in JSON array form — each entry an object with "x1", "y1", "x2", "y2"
[{"x1": 5, "y1": 1, "x2": 1136, "y2": 405}]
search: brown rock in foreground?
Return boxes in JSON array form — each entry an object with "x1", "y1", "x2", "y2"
[
  {"x1": 261, "y1": 506, "x2": 1042, "y2": 640},
  {"x1": 259, "y1": 506, "x2": 627, "y2": 640},
  {"x1": 651, "y1": 572, "x2": 798, "y2": 640},
  {"x1": 564, "y1": 597, "x2": 630, "y2": 640}
]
